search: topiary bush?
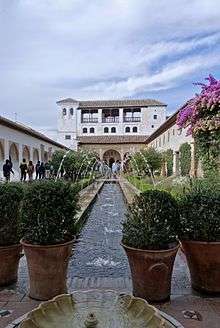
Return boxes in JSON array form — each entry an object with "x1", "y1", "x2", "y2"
[
  {"x1": 0, "y1": 183, "x2": 24, "y2": 246},
  {"x1": 178, "y1": 177, "x2": 220, "y2": 242},
  {"x1": 122, "y1": 190, "x2": 179, "y2": 250},
  {"x1": 179, "y1": 143, "x2": 191, "y2": 176},
  {"x1": 21, "y1": 180, "x2": 79, "y2": 245}
]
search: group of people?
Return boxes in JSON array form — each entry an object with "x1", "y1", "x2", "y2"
[
  {"x1": 98, "y1": 159, "x2": 122, "y2": 179},
  {"x1": 2, "y1": 158, "x2": 54, "y2": 182}
]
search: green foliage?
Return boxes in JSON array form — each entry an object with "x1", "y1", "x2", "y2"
[
  {"x1": 162, "y1": 149, "x2": 173, "y2": 176},
  {"x1": 122, "y1": 190, "x2": 179, "y2": 249},
  {"x1": 178, "y1": 177, "x2": 220, "y2": 241},
  {"x1": 126, "y1": 175, "x2": 154, "y2": 192},
  {"x1": 179, "y1": 143, "x2": 191, "y2": 176},
  {"x1": 51, "y1": 149, "x2": 97, "y2": 181},
  {"x1": 196, "y1": 130, "x2": 220, "y2": 177},
  {"x1": 130, "y1": 148, "x2": 162, "y2": 176},
  {"x1": 0, "y1": 183, "x2": 24, "y2": 246},
  {"x1": 21, "y1": 180, "x2": 79, "y2": 245}
]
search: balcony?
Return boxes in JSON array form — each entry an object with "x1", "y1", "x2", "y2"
[
  {"x1": 123, "y1": 117, "x2": 141, "y2": 122},
  {"x1": 102, "y1": 117, "x2": 119, "y2": 123},
  {"x1": 81, "y1": 118, "x2": 98, "y2": 123}
]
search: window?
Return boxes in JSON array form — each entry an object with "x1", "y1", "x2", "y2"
[
  {"x1": 65, "y1": 135, "x2": 71, "y2": 140},
  {"x1": 133, "y1": 126, "x2": 137, "y2": 133},
  {"x1": 153, "y1": 114, "x2": 157, "y2": 119},
  {"x1": 104, "y1": 127, "x2": 109, "y2": 133},
  {"x1": 173, "y1": 129, "x2": 175, "y2": 136},
  {"x1": 167, "y1": 131, "x2": 170, "y2": 142},
  {"x1": 163, "y1": 135, "x2": 165, "y2": 145},
  {"x1": 62, "y1": 108, "x2": 67, "y2": 115},
  {"x1": 70, "y1": 108, "x2": 74, "y2": 115},
  {"x1": 159, "y1": 138, "x2": 161, "y2": 147},
  {"x1": 82, "y1": 128, "x2": 88, "y2": 133},
  {"x1": 111, "y1": 127, "x2": 116, "y2": 133},
  {"x1": 125, "y1": 127, "x2": 130, "y2": 133},
  {"x1": 90, "y1": 127, "x2": 95, "y2": 133},
  {"x1": 151, "y1": 125, "x2": 154, "y2": 128}
]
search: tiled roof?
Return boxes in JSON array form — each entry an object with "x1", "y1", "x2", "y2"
[
  {"x1": 0, "y1": 116, "x2": 68, "y2": 149},
  {"x1": 57, "y1": 98, "x2": 166, "y2": 107},
  {"x1": 78, "y1": 135, "x2": 147, "y2": 144}
]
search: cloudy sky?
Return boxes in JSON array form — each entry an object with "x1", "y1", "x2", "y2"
[{"x1": 1, "y1": 0, "x2": 220, "y2": 134}]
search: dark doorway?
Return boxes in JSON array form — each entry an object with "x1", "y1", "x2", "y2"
[{"x1": 109, "y1": 157, "x2": 114, "y2": 168}]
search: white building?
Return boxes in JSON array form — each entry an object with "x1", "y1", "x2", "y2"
[
  {"x1": 0, "y1": 116, "x2": 67, "y2": 180},
  {"x1": 56, "y1": 98, "x2": 167, "y2": 150}
]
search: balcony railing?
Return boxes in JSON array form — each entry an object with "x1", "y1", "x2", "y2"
[
  {"x1": 102, "y1": 117, "x2": 119, "y2": 123},
  {"x1": 81, "y1": 118, "x2": 98, "y2": 123},
  {"x1": 123, "y1": 117, "x2": 141, "y2": 122}
]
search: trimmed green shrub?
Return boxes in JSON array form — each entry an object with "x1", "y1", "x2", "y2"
[
  {"x1": 21, "y1": 180, "x2": 79, "y2": 245},
  {"x1": 122, "y1": 190, "x2": 179, "y2": 250},
  {"x1": 0, "y1": 183, "x2": 24, "y2": 246},
  {"x1": 179, "y1": 143, "x2": 191, "y2": 176},
  {"x1": 178, "y1": 177, "x2": 220, "y2": 242}
]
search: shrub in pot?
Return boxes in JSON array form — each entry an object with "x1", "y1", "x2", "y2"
[
  {"x1": 178, "y1": 177, "x2": 220, "y2": 293},
  {"x1": 122, "y1": 190, "x2": 179, "y2": 302},
  {"x1": 21, "y1": 180, "x2": 79, "y2": 300},
  {"x1": 0, "y1": 183, "x2": 23, "y2": 286}
]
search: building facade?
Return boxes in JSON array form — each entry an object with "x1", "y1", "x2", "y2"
[
  {"x1": 145, "y1": 110, "x2": 198, "y2": 177},
  {"x1": 0, "y1": 116, "x2": 67, "y2": 180},
  {"x1": 56, "y1": 98, "x2": 167, "y2": 162}
]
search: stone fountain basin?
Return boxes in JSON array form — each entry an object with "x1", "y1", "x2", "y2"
[{"x1": 19, "y1": 290, "x2": 183, "y2": 328}]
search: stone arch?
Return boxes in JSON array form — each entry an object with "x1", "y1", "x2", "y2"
[
  {"x1": 9, "y1": 143, "x2": 19, "y2": 179},
  {"x1": 0, "y1": 141, "x2": 4, "y2": 179},
  {"x1": 0, "y1": 141, "x2": 4, "y2": 161},
  {"x1": 103, "y1": 149, "x2": 121, "y2": 168},
  {"x1": 44, "y1": 151, "x2": 48, "y2": 162},
  {"x1": 22, "y1": 145, "x2": 30, "y2": 161},
  {"x1": 33, "y1": 148, "x2": 39, "y2": 163}
]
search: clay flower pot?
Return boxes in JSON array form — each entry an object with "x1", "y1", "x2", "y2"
[
  {"x1": 0, "y1": 244, "x2": 22, "y2": 286},
  {"x1": 181, "y1": 240, "x2": 220, "y2": 294},
  {"x1": 122, "y1": 243, "x2": 179, "y2": 302},
  {"x1": 21, "y1": 239, "x2": 74, "y2": 301}
]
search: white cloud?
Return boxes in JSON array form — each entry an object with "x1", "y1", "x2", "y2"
[{"x1": 0, "y1": 0, "x2": 220, "y2": 128}]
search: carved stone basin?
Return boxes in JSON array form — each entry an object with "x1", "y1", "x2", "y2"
[{"x1": 19, "y1": 290, "x2": 183, "y2": 328}]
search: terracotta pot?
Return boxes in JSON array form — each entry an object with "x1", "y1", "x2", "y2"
[
  {"x1": 122, "y1": 243, "x2": 179, "y2": 302},
  {"x1": 181, "y1": 240, "x2": 220, "y2": 294},
  {"x1": 0, "y1": 244, "x2": 22, "y2": 286},
  {"x1": 21, "y1": 239, "x2": 74, "y2": 300}
]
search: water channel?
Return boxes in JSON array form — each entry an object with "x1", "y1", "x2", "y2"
[{"x1": 70, "y1": 182, "x2": 130, "y2": 278}]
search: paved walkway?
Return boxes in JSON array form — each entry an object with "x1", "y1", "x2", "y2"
[{"x1": 0, "y1": 182, "x2": 220, "y2": 327}]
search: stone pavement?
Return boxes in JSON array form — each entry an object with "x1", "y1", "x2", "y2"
[{"x1": 1, "y1": 251, "x2": 220, "y2": 328}]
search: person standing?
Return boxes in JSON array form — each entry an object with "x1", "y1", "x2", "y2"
[
  {"x1": 20, "y1": 158, "x2": 27, "y2": 182},
  {"x1": 112, "y1": 161, "x2": 118, "y2": 179},
  {"x1": 27, "y1": 161, "x2": 35, "y2": 181},
  {"x1": 35, "y1": 160, "x2": 40, "y2": 179},
  {"x1": 45, "y1": 162, "x2": 50, "y2": 179},
  {"x1": 3, "y1": 159, "x2": 14, "y2": 182},
  {"x1": 39, "y1": 162, "x2": 46, "y2": 180}
]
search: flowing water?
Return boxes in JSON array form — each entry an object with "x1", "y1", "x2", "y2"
[{"x1": 69, "y1": 183, "x2": 130, "y2": 278}]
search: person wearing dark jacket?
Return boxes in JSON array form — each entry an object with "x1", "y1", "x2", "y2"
[
  {"x1": 35, "y1": 160, "x2": 40, "y2": 179},
  {"x1": 39, "y1": 162, "x2": 46, "y2": 180},
  {"x1": 20, "y1": 158, "x2": 28, "y2": 182},
  {"x1": 3, "y1": 159, "x2": 14, "y2": 182}
]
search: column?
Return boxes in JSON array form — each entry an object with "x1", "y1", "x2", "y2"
[
  {"x1": 4, "y1": 139, "x2": 9, "y2": 161},
  {"x1": 173, "y1": 150, "x2": 180, "y2": 176},
  {"x1": 18, "y1": 144, "x2": 23, "y2": 165},
  {"x1": 98, "y1": 108, "x2": 102, "y2": 123},
  {"x1": 119, "y1": 108, "x2": 124, "y2": 123},
  {"x1": 189, "y1": 141, "x2": 196, "y2": 177}
]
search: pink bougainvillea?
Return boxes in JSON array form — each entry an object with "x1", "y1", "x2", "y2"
[{"x1": 177, "y1": 75, "x2": 220, "y2": 136}]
